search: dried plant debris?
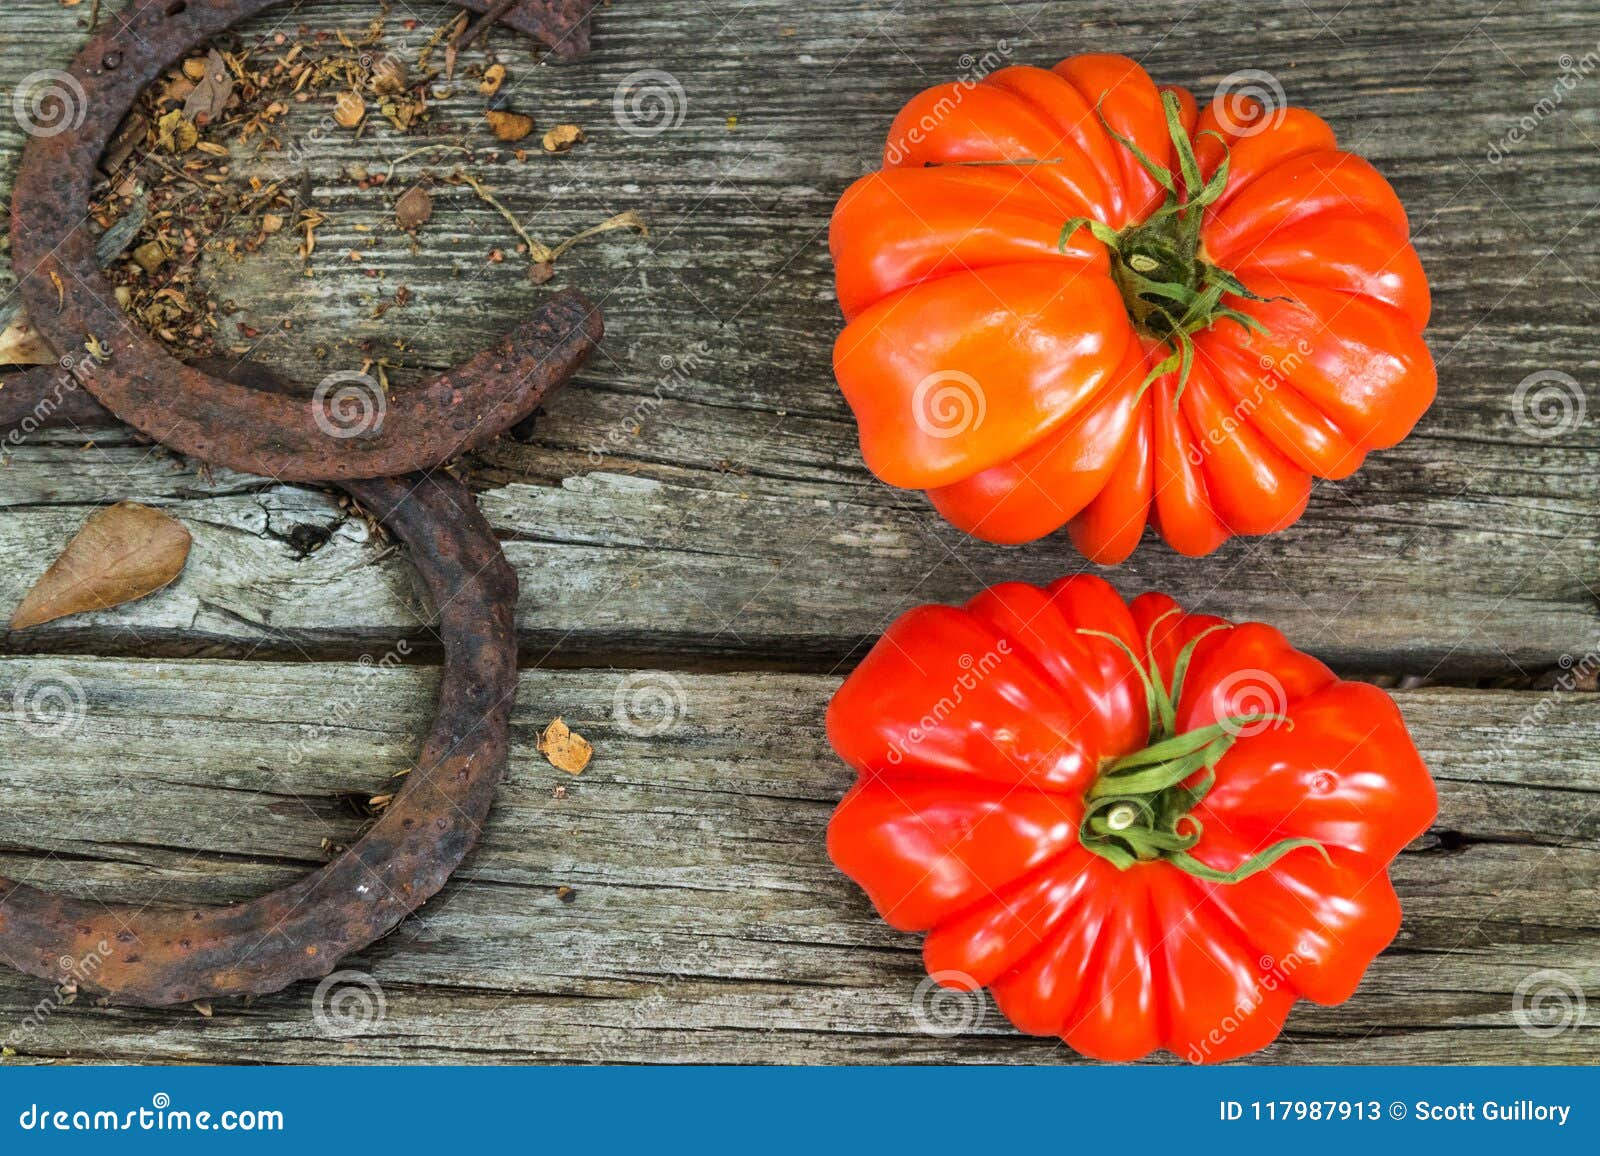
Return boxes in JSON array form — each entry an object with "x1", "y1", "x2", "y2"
[
  {"x1": 541, "y1": 123, "x2": 585, "y2": 154},
  {"x1": 0, "y1": 308, "x2": 56, "y2": 367},
  {"x1": 10, "y1": 502, "x2": 192, "y2": 631},
  {"x1": 485, "y1": 109, "x2": 534, "y2": 142},
  {"x1": 182, "y1": 50, "x2": 235, "y2": 125},
  {"x1": 76, "y1": 14, "x2": 635, "y2": 371},
  {"x1": 538, "y1": 718, "x2": 593, "y2": 775},
  {"x1": 394, "y1": 184, "x2": 434, "y2": 231}
]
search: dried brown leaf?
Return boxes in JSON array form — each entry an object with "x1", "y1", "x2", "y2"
[
  {"x1": 485, "y1": 109, "x2": 534, "y2": 142},
  {"x1": 10, "y1": 503, "x2": 192, "y2": 631},
  {"x1": 395, "y1": 185, "x2": 433, "y2": 231},
  {"x1": 182, "y1": 49, "x2": 234, "y2": 124},
  {"x1": 538, "y1": 718, "x2": 593, "y2": 775}
]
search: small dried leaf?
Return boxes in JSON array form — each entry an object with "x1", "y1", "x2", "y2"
[
  {"x1": 479, "y1": 63, "x2": 506, "y2": 95},
  {"x1": 155, "y1": 108, "x2": 198, "y2": 153},
  {"x1": 394, "y1": 185, "x2": 433, "y2": 231},
  {"x1": 538, "y1": 717, "x2": 593, "y2": 775},
  {"x1": 485, "y1": 109, "x2": 534, "y2": 142},
  {"x1": 260, "y1": 212, "x2": 284, "y2": 234},
  {"x1": 10, "y1": 503, "x2": 192, "y2": 631},
  {"x1": 0, "y1": 307, "x2": 55, "y2": 367},
  {"x1": 333, "y1": 91, "x2": 367, "y2": 129},
  {"x1": 192, "y1": 1001, "x2": 213, "y2": 1017},
  {"x1": 541, "y1": 123, "x2": 585, "y2": 154},
  {"x1": 182, "y1": 49, "x2": 234, "y2": 124}
]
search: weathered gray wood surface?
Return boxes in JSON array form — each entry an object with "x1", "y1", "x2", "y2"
[
  {"x1": 0, "y1": 0, "x2": 1595, "y2": 675},
  {"x1": 0, "y1": 0, "x2": 1596, "y2": 1064},
  {"x1": 0, "y1": 660, "x2": 1596, "y2": 1064}
]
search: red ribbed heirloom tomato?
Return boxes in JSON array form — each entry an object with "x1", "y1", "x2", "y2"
[
  {"x1": 826, "y1": 576, "x2": 1436, "y2": 1062},
  {"x1": 830, "y1": 55, "x2": 1436, "y2": 562}
]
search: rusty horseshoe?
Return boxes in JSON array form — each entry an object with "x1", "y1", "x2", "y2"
[
  {"x1": 0, "y1": 369, "x2": 521, "y2": 1007},
  {"x1": 9, "y1": 0, "x2": 602, "y2": 482},
  {"x1": 0, "y1": 1, "x2": 604, "y2": 1005}
]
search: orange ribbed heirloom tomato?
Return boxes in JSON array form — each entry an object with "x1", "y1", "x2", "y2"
[
  {"x1": 826, "y1": 576, "x2": 1436, "y2": 1062},
  {"x1": 830, "y1": 56, "x2": 1436, "y2": 562}
]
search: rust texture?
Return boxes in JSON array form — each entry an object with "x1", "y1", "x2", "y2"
[
  {"x1": 0, "y1": 0, "x2": 605, "y2": 1004},
  {"x1": 0, "y1": 373, "x2": 520, "y2": 1006},
  {"x1": 9, "y1": 0, "x2": 603, "y2": 482}
]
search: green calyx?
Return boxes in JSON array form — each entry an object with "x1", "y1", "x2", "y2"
[
  {"x1": 1058, "y1": 91, "x2": 1281, "y2": 402},
  {"x1": 1076, "y1": 609, "x2": 1328, "y2": 884}
]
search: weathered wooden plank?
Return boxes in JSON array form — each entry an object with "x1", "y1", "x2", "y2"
[
  {"x1": 0, "y1": 658, "x2": 1595, "y2": 1063},
  {"x1": 0, "y1": 0, "x2": 1596, "y2": 672},
  {"x1": 1, "y1": 441, "x2": 1594, "y2": 676}
]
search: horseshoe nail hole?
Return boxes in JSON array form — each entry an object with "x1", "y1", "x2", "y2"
[
  {"x1": 166, "y1": 1, "x2": 188, "y2": 14},
  {"x1": 102, "y1": 52, "x2": 123, "y2": 70}
]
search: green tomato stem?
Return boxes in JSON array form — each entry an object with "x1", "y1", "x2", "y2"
[
  {"x1": 1058, "y1": 91, "x2": 1285, "y2": 402},
  {"x1": 1074, "y1": 621, "x2": 1326, "y2": 883}
]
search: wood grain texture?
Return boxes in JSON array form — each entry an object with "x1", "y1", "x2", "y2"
[
  {"x1": 0, "y1": 0, "x2": 1597, "y2": 1066},
  {"x1": 0, "y1": 659, "x2": 1595, "y2": 1064},
  {"x1": 0, "y1": 0, "x2": 1595, "y2": 673}
]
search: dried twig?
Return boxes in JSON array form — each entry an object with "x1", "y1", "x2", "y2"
[
  {"x1": 547, "y1": 210, "x2": 649, "y2": 261},
  {"x1": 450, "y1": 170, "x2": 553, "y2": 262},
  {"x1": 383, "y1": 142, "x2": 474, "y2": 184}
]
